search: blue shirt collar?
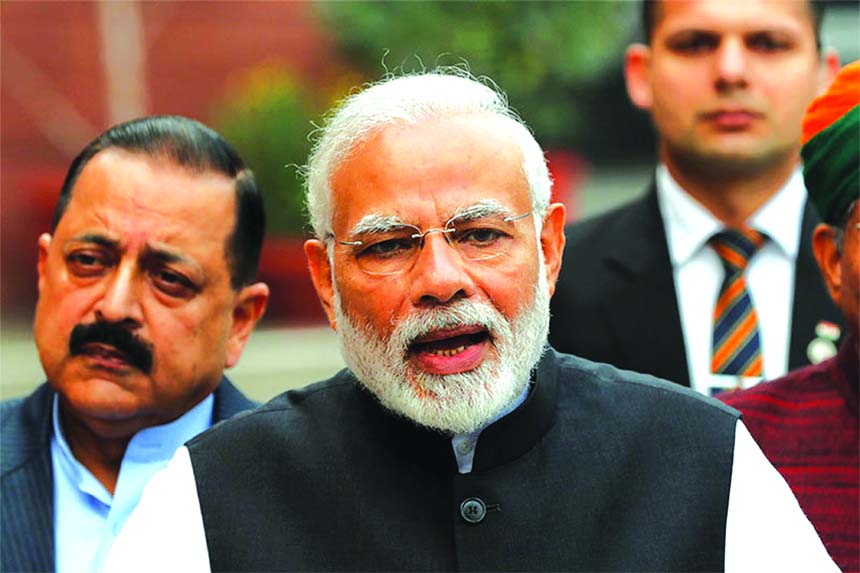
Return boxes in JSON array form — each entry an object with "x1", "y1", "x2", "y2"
[{"x1": 451, "y1": 382, "x2": 531, "y2": 474}]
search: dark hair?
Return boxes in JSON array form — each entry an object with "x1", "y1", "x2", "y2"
[
  {"x1": 52, "y1": 115, "x2": 265, "y2": 290},
  {"x1": 640, "y1": 0, "x2": 825, "y2": 50}
]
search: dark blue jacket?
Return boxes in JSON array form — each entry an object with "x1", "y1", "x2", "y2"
[{"x1": 0, "y1": 378, "x2": 256, "y2": 572}]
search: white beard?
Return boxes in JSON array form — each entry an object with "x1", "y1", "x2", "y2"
[{"x1": 333, "y1": 266, "x2": 550, "y2": 434}]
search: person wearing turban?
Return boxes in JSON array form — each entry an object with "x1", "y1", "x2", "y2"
[{"x1": 721, "y1": 61, "x2": 859, "y2": 573}]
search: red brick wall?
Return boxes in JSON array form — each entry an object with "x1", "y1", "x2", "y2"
[{"x1": 1, "y1": 1, "x2": 337, "y2": 320}]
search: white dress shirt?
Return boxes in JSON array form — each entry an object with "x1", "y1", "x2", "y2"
[
  {"x1": 51, "y1": 394, "x2": 213, "y2": 573},
  {"x1": 655, "y1": 165, "x2": 805, "y2": 395},
  {"x1": 105, "y1": 420, "x2": 837, "y2": 572}
]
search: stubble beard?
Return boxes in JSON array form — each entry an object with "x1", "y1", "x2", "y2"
[{"x1": 333, "y1": 267, "x2": 551, "y2": 435}]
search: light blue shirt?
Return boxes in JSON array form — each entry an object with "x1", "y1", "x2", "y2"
[
  {"x1": 51, "y1": 394, "x2": 214, "y2": 573},
  {"x1": 451, "y1": 383, "x2": 530, "y2": 474}
]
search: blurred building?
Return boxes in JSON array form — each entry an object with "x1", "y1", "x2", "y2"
[{"x1": 1, "y1": 1, "x2": 339, "y2": 324}]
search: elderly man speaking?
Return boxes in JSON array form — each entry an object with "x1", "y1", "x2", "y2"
[{"x1": 108, "y1": 71, "x2": 835, "y2": 572}]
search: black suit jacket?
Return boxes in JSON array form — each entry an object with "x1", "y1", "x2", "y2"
[
  {"x1": 0, "y1": 378, "x2": 256, "y2": 572},
  {"x1": 548, "y1": 185, "x2": 844, "y2": 387}
]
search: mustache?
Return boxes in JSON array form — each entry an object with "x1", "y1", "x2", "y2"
[
  {"x1": 69, "y1": 322, "x2": 154, "y2": 374},
  {"x1": 393, "y1": 299, "x2": 505, "y2": 351}
]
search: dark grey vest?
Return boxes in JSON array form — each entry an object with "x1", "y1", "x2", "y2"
[{"x1": 188, "y1": 350, "x2": 739, "y2": 572}]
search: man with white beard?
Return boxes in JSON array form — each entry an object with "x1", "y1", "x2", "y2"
[{"x1": 107, "y1": 70, "x2": 836, "y2": 572}]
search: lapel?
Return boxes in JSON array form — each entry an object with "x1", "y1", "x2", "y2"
[
  {"x1": 599, "y1": 186, "x2": 690, "y2": 386},
  {"x1": 1, "y1": 383, "x2": 56, "y2": 572},
  {"x1": 787, "y1": 200, "x2": 845, "y2": 369},
  {"x1": 212, "y1": 377, "x2": 258, "y2": 422},
  {"x1": 0, "y1": 378, "x2": 254, "y2": 573}
]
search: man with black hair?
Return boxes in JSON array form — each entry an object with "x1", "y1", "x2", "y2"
[
  {"x1": 0, "y1": 115, "x2": 269, "y2": 572},
  {"x1": 550, "y1": 0, "x2": 843, "y2": 395}
]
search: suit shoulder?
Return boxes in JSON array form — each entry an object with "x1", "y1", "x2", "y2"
[
  {"x1": 1, "y1": 384, "x2": 53, "y2": 476},
  {"x1": 565, "y1": 197, "x2": 649, "y2": 247},
  {"x1": 188, "y1": 371, "x2": 356, "y2": 448},
  {"x1": 0, "y1": 397, "x2": 25, "y2": 421},
  {"x1": 1, "y1": 384, "x2": 52, "y2": 430},
  {"x1": 213, "y1": 378, "x2": 259, "y2": 421},
  {"x1": 554, "y1": 351, "x2": 739, "y2": 420}
]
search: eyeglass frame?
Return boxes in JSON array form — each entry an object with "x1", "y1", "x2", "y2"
[{"x1": 325, "y1": 209, "x2": 534, "y2": 275}]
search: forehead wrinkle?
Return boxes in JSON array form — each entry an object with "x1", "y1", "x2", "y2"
[{"x1": 140, "y1": 242, "x2": 196, "y2": 267}]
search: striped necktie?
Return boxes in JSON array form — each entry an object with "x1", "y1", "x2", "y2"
[{"x1": 710, "y1": 228, "x2": 767, "y2": 376}]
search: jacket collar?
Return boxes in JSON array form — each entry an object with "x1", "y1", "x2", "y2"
[{"x1": 350, "y1": 350, "x2": 560, "y2": 474}]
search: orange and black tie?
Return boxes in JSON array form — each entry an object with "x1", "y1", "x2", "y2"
[{"x1": 710, "y1": 228, "x2": 767, "y2": 377}]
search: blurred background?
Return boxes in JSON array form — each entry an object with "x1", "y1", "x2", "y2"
[{"x1": 2, "y1": 1, "x2": 858, "y2": 402}]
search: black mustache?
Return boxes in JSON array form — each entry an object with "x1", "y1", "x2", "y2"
[{"x1": 69, "y1": 322, "x2": 154, "y2": 374}]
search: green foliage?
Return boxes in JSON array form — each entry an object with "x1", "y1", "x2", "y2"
[
  {"x1": 315, "y1": 1, "x2": 634, "y2": 145},
  {"x1": 212, "y1": 66, "x2": 322, "y2": 236},
  {"x1": 210, "y1": 4, "x2": 636, "y2": 235}
]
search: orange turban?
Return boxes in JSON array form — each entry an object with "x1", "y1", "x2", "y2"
[
  {"x1": 801, "y1": 61, "x2": 859, "y2": 145},
  {"x1": 800, "y1": 61, "x2": 859, "y2": 225}
]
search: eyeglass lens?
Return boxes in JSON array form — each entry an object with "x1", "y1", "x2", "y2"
[{"x1": 350, "y1": 213, "x2": 528, "y2": 275}]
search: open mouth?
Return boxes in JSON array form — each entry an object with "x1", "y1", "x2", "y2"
[{"x1": 408, "y1": 326, "x2": 491, "y2": 374}]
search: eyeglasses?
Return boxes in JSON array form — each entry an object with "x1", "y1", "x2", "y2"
[{"x1": 328, "y1": 210, "x2": 533, "y2": 276}]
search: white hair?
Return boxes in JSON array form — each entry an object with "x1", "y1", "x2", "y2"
[{"x1": 304, "y1": 68, "x2": 553, "y2": 239}]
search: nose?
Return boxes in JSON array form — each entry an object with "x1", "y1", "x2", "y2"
[
  {"x1": 94, "y1": 262, "x2": 144, "y2": 327},
  {"x1": 714, "y1": 37, "x2": 748, "y2": 91},
  {"x1": 408, "y1": 232, "x2": 476, "y2": 307}
]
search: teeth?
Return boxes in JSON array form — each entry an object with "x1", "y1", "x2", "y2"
[{"x1": 428, "y1": 345, "x2": 467, "y2": 357}]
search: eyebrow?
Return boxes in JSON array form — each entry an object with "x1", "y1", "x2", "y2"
[
  {"x1": 348, "y1": 200, "x2": 517, "y2": 237},
  {"x1": 665, "y1": 26, "x2": 798, "y2": 40},
  {"x1": 69, "y1": 234, "x2": 194, "y2": 266},
  {"x1": 69, "y1": 233, "x2": 120, "y2": 249},
  {"x1": 349, "y1": 214, "x2": 413, "y2": 237},
  {"x1": 447, "y1": 200, "x2": 514, "y2": 224}
]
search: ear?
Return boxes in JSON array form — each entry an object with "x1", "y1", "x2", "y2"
[
  {"x1": 539, "y1": 203, "x2": 566, "y2": 297},
  {"x1": 812, "y1": 223, "x2": 841, "y2": 305},
  {"x1": 817, "y1": 49, "x2": 841, "y2": 94},
  {"x1": 624, "y1": 43, "x2": 654, "y2": 111},
  {"x1": 37, "y1": 233, "x2": 52, "y2": 292},
  {"x1": 224, "y1": 282, "x2": 269, "y2": 368},
  {"x1": 304, "y1": 239, "x2": 337, "y2": 330}
]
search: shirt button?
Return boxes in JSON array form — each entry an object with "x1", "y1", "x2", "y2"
[
  {"x1": 457, "y1": 439, "x2": 474, "y2": 455},
  {"x1": 459, "y1": 497, "x2": 487, "y2": 524}
]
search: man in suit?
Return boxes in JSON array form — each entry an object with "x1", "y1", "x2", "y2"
[
  {"x1": 549, "y1": 0, "x2": 842, "y2": 394},
  {"x1": 0, "y1": 116, "x2": 269, "y2": 572},
  {"x1": 106, "y1": 70, "x2": 836, "y2": 572},
  {"x1": 722, "y1": 60, "x2": 860, "y2": 573}
]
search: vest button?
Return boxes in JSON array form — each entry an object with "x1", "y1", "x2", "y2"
[
  {"x1": 456, "y1": 439, "x2": 473, "y2": 455},
  {"x1": 459, "y1": 497, "x2": 486, "y2": 524}
]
